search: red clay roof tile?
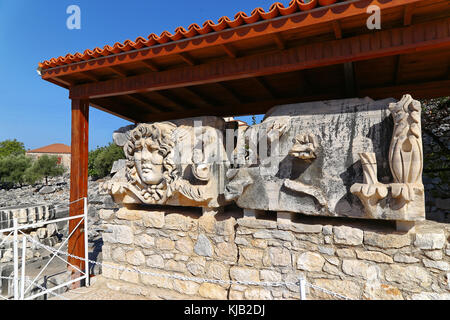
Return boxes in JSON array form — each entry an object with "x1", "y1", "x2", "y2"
[
  {"x1": 27, "y1": 144, "x2": 71, "y2": 154},
  {"x1": 39, "y1": 0, "x2": 340, "y2": 70}
]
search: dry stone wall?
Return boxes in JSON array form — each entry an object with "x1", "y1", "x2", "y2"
[{"x1": 99, "y1": 207, "x2": 450, "y2": 300}]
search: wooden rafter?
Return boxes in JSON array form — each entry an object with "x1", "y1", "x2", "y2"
[
  {"x1": 122, "y1": 94, "x2": 165, "y2": 113},
  {"x1": 404, "y1": 4, "x2": 415, "y2": 26},
  {"x1": 91, "y1": 98, "x2": 146, "y2": 121},
  {"x1": 92, "y1": 79, "x2": 450, "y2": 123},
  {"x1": 179, "y1": 87, "x2": 215, "y2": 107},
  {"x1": 252, "y1": 77, "x2": 276, "y2": 99},
  {"x1": 178, "y1": 52, "x2": 196, "y2": 66},
  {"x1": 151, "y1": 91, "x2": 188, "y2": 111},
  {"x1": 133, "y1": 93, "x2": 167, "y2": 110},
  {"x1": 137, "y1": 93, "x2": 344, "y2": 122},
  {"x1": 332, "y1": 21, "x2": 342, "y2": 40},
  {"x1": 107, "y1": 66, "x2": 128, "y2": 77},
  {"x1": 221, "y1": 44, "x2": 237, "y2": 58},
  {"x1": 90, "y1": 102, "x2": 136, "y2": 122},
  {"x1": 80, "y1": 71, "x2": 100, "y2": 82},
  {"x1": 140, "y1": 59, "x2": 160, "y2": 72},
  {"x1": 51, "y1": 76, "x2": 73, "y2": 88},
  {"x1": 215, "y1": 83, "x2": 242, "y2": 104},
  {"x1": 272, "y1": 33, "x2": 286, "y2": 50}
]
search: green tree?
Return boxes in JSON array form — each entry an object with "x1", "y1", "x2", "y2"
[
  {"x1": 0, "y1": 154, "x2": 32, "y2": 187},
  {"x1": 0, "y1": 139, "x2": 26, "y2": 158},
  {"x1": 23, "y1": 165, "x2": 44, "y2": 185},
  {"x1": 28, "y1": 155, "x2": 66, "y2": 185},
  {"x1": 89, "y1": 142, "x2": 125, "y2": 179},
  {"x1": 421, "y1": 96, "x2": 449, "y2": 199}
]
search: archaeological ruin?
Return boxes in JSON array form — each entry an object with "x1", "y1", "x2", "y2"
[
  {"x1": 30, "y1": 0, "x2": 450, "y2": 299},
  {"x1": 95, "y1": 95, "x2": 449, "y2": 300}
]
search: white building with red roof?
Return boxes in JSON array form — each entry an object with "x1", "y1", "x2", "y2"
[{"x1": 26, "y1": 144, "x2": 71, "y2": 169}]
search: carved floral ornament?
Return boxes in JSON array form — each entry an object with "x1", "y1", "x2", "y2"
[{"x1": 350, "y1": 94, "x2": 424, "y2": 219}]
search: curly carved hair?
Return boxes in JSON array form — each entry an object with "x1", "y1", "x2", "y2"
[{"x1": 123, "y1": 122, "x2": 179, "y2": 201}]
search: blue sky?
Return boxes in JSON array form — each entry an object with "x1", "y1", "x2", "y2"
[{"x1": 0, "y1": 0, "x2": 283, "y2": 151}]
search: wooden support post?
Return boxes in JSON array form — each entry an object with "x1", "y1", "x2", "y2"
[{"x1": 68, "y1": 98, "x2": 89, "y2": 287}]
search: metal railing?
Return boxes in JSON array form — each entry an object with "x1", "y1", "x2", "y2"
[
  {"x1": 21, "y1": 232, "x2": 353, "y2": 300},
  {"x1": 0, "y1": 197, "x2": 89, "y2": 300},
  {"x1": 0, "y1": 196, "x2": 352, "y2": 301}
]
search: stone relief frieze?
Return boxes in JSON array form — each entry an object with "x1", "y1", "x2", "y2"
[
  {"x1": 103, "y1": 95, "x2": 425, "y2": 222},
  {"x1": 224, "y1": 95, "x2": 424, "y2": 222}
]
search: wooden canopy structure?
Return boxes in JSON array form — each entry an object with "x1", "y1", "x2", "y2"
[{"x1": 39, "y1": 0, "x2": 450, "y2": 273}]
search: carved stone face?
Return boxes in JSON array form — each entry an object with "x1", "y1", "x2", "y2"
[{"x1": 134, "y1": 138, "x2": 165, "y2": 185}]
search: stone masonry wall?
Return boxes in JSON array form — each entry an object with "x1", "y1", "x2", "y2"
[{"x1": 99, "y1": 207, "x2": 450, "y2": 300}]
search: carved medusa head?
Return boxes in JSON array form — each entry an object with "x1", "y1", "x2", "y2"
[{"x1": 124, "y1": 122, "x2": 179, "y2": 202}]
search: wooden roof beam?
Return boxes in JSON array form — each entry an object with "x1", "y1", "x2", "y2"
[
  {"x1": 179, "y1": 87, "x2": 216, "y2": 107},
  {"x1": 122, "y1": 94, "x2": 165, "y2": 114},
  {"x1": 140, "y1": 59, "x2": 160, "y2": 72},
  {"x1": 272, "y1": 33, "x2": 286, "y2": 50},
  {"x1": 221, "y1": 44, "x2": 237, "y2": 58},
  {"x1": 116, "y1": 95, "x2": 159, "y2": 115},
  {"x1": 215, "y1": 83, "x2": 242, "y2": 104},
  {"x1": 332, "y1": 21, "x2": 342, "y2": 40},
  {"x1": 52, "y1": 76, "x2": 73, "y2": 87},
  {"x1": 137, "y1": 93, "x2": 343, "y2": 123},
  {"x1": 404, "y1": 4, "x2": 415, "y2": 26},
  {"x1": 80, "y1": 71, "x2": 100, "y2": 82},
  {"x1": 252, "y1": 77, "x2": 277, "y2": 99},
  {"x1": 107, "y1": 66, "x2": 128, "y2": 77},
  {"x1": 90, "y1": 100, "x2": 140, "y2": 123},
  {"x1": 151, "y1": 91, "x2": 188, "y2": 111},
  {"x1": 177, "y1": 52, "x2": 196, "y2": 66}
]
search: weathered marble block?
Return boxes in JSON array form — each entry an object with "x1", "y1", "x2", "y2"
[
  {"x1": 225, "y1": 96, "x2": 425, "y2": 222},
  {"x1": 103, "y1": 95, "x2": 425, "y2": 223},
  {"x1": 102, "y1": 116, "x2": 231, "y2": 209},
  {"x1": 0, "y1": 204, "x2": 55, "y2": 229}
]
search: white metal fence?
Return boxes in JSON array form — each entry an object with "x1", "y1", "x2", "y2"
[
  {"x1": 0, "y1": 197, "x2": 351, "y2": 300},
  {"x1": 0, "y1": 197, "x2": 89, "y2": 300}
]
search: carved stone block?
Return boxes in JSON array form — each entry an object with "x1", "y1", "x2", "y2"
[
  {"x1": 225, "y1": 96, "x2": 424, "y2": 222},
  {"x1": 350, "y1": 94, "x2": 425, "y2": 221},
  {"x1": 102, "y1": 116, "x2": 230, "y2": 209},
  {"x1": 104, "y1": 95, "x2": 425, "y2": 223}
]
